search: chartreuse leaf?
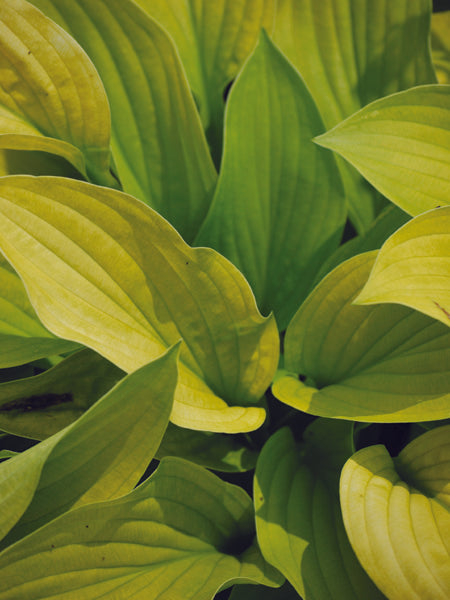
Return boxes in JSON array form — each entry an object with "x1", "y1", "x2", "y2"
[
  {"x1": 273, "y1": 251, "x2": 450, "y2": 422},
  {"x1": 273, "y1": 0, "x2": 436, "y2": 231},
  {"x1": 431, "y1": 10, "x2": 450, "y2": 84},
  {"x1": 315, "y1": 86, "x2": 450, "y2": 216},
  {"x1": 0, "y1": 349, "x2": 123, "y2": 440},
  {"x1": 340, "y1": 425, "x2": 450, "y2": 600},
  {"x1": 0, "y1": 0, "x2": 114, "y2": 186},
  {"x1": 196, "y1": 32, "x2": 346, "y2": 329},
  {"x1": 356, "y1": 207, "x2": 450, "y2": 327},
  {"x1": 133, "y1": 0, "x2": 275, "y2": 162},
  {"x1": 0, "y1": 458, "x2": 282, "y2": 600},
  {"x1": 0, "y1": 176, "x2": 278, "y2": 433},
  {"x1": 0, "y1": 256, "x2": 80, "y2": 367},
  {"x1": 31, "y1": 0, "x2": 217, "y2": 242},
  {"x1": 0, "y1": 345, "x2": 178, "y2": 548},
  {"x1": 255, "y1": 421, "x2": 385, "y2": 599}
]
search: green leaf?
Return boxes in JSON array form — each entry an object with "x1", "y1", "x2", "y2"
[
  {"x1": 31, "y1": 0, "x2": 217, "y2": 242},
  {"x1": 0, "y1": 148, "x2": 83, "y2": 178},
  {"x1": 315, "y1": 85, "x2": 450, "y2": 216},
  {"x1": 0, "y1": 349, "x2": 123, "y2": 440},
  {"x1": 196, "y1": 32, "x2": 346, "y2": 329},
  {"x1": 0, "y1": 457, "x2": 281, "y2": 599},
  {"x1": 0, "y1": 449, "x2": 18, "y2": 460},
  {"x1": 432, "y1": 11, "x2": 450, "y2": 84},
  {"x1": 0, "y1": 0, "x2": 114, "y2": 186},
  {"x1": 230, "y1": 581, "x2": 299, "y2": 599},
  {"x1": 273, "y1": 0, "x2": 436, "y2": 231},
  {"x1": 355, "y1": 207, "x2": 450, "y2": 327},
  {"x1": 255, "y1": 423, "x2": 385, "y2": 599},
  {"x1": 273, "y1": 251, "x2": 450, "y2": 422},
  {"x1": 340, "y1": 425, "x2": 450, "y2": 600},
  {"x1": 0, "y1": 345, "x2": 178, "y2": 548},
  {"x1": 134, "y1": 0, "x2": 276, "y2": 163},
  {"x1": 0, "y1": 176, "x2": 278, "y2": 433}
]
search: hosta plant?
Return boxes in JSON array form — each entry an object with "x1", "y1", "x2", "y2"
[{"x1": 0, "y1": 1, "x2": 449, "y2": 599}]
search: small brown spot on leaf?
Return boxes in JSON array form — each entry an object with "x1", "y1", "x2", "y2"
[{"x1": 433, "y1": 301, "x2": 450, "y2": 320}]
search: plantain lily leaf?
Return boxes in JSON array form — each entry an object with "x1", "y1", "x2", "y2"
[
  {"x1": 0, "y1": 457, "x2": 282, "y2": 599},
  {"x1": 0, "y1": 0, "x2": 114, "y2": 186},
  {"x1": 229, "y1": 581, "x2": 299, "y2": 599},
  {"x1": 255, "y1": 422, "x2": 385, "y2": 599},
  {"x1": 0, "y1": 256, "x2": 80, "y2": 367},
  {"x1": 0, "y1": 176, "x2": 278, "y2": 433},
  {"x1": 133, "y1": 0, "x2": 276, "y2": 163},
  {"x1": 273, "y1": 251, "x2": 450, "y2": 422},
  {"x1": 273, "y1": 0, "x2": 436, "y2": 232},
  {"x1": 0, "y1": 449, "x2": 17, "y2": 460},
  {"x1": 0, "y1": 349, "x2": 123, "y2": 440},
  {"x1": 0, "y1": 345, "x2": 178, "y2": 548},
  {"x1": 340, "y1": 425, "x2": 450, "y2": 600},
  {"x1": 196, "y1": 32, "x2": 346, "y2": 329},
  {"x1": 0, "y1": 148, "x2": 83, "y2": 178},
  {"x1": 315, "y1": 85, "x2": 450, "y2": 216},
  {"x1": 31, "y1": 0, "x2": 217, "y2": 242},
  {"x1": 355, "y1": 207, "x2": 450, "y2": 327},
  {"x1": 431, "y1": 10, "x2": 450, "y2": 84}
]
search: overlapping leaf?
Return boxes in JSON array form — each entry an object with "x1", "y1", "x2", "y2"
[
  {"x1": 273, "y1": 0, "x2": 436, "y2": 231},
  {"x1": 340, "y1": 425, "x2": 450, "y2": 600},
  {"x1": 0, "y1": 457, "x2": 282, "y2": 600},
  {"x1": 315, "y1": 85, "x2": 450, "y2": 216},
  {"x1": 255, "y1": 421, "x2": 385, "y2": 599},
  {"x1": 273, "y1": 251, "x2": 450, "y2": 422},
  {"x1": 0, "y1": 0, "x2": 114, "y2": 185},
  {"x1": 0, "y1": 346, "x2": 178, "y2": 548},
  {"x1": 0, "y1": 176, "x2": 278, "y2": 433},
  {"x1": 196, "y1": 32, "x2": 346, "y2": 328},
  {"x1": 356, "y1": 207, "x2": 450, "y2": 327},
  {"x1": 229, "y1": 581, "x2": 299, "y2": 599},
  {"x1": 31, "y1": 0, "x2": 217, "y2": 241},
  {"x1": 432, "y1": 10, "x2": 450, "y2": 84}
]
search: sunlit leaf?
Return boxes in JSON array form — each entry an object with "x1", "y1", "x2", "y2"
[
  {"x1": 356, "y1": 207, "x2": 450, "y2": 327},
  {"x1": 0, "y1": 458, "x2": 282, "y2": 599},
  {"x1": 0, "y1": 176, "x2": 278, "y2": 433},
  {"x1": 0, "y1": 345, "x2": 178, "y2": 548},
  {"x1": 196, "y1": 32, "x2": 346, "y2": 329},
  {"x1": 31, "y1": 0, "x2": 217, "y2": 241},
  {"x1": 255, "y1": 422, "x2": 385, "y2": 599},
  {"x1": 0, "y1": 0, "x2": 114, "y2": 185},
  {"x1": 340, "y1": 425, "x2": 450, "y2": 600},
  {"x1": 315, "y1": 85, "x2": 450, "y2": 216},
  {"x1": 273, "y1": 251, "x2": 450, "y2": 422},
  {"x1": 0, "y1": 349, "x2": 123, "y2": 440},
  {"x1": 431, "y1": 10, "x2": 450, "y2": 84}
]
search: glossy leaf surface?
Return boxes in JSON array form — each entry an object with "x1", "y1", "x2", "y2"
[
  {"x1": 0, "y1": 176, "x2": 277, "y2": 433},
  {"x1": 273, "y1": 252, "x2": 450, "y2": 422},
  {"x1": 315, "y1": 86, "x2": 450, "y2": 216},
  {"x1": 0, "y1": 458, "x2": 282, "y2": 599},
  {"x1": 196, "y1": 32, "x2": 346, "y2": 328},
  {"x1": 340, "y1": 425, "x2": 450, "y2": 600},
  {"x1": 356, "y1": 207, "x2": 450, "y2": 327}
]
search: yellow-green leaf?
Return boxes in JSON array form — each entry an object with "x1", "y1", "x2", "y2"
[
  {"x1": 0, "y1": 176, "x2": 278, "y2": 433},
  {"x1": 432, "y1": 10, "x2": 450, "y2": 84},
  {"x1": 356, "y1": 207, "x2": 450, "y2": 327},
  {"x1": 315, "y1": 85, "x2": 450, "y2": 216},
  {"x1": 340, "y1": 426, "x2": 450, "y2": 600},
  {"x1": 273, "y1": 251, "x2": 450, "y2": 422}
]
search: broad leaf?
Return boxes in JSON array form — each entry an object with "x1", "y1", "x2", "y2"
[
  {"x1": 196, "y1": 32, "x2": 346, "y2": 329},
  {"x1": 230, "y1": 581, "x2": 299, "y2": 599},
  {"x1": 0, "y1": 345, "x2": 178, "y2": 548},
  {"x1": 315, "y1": 85, "x2": 450, "y2": 216},
  {"x1": 0, "y1": 0, "x2": 114, "y2": 185},
  {"x1": 0, "y1": 176, "x2": 278, "y2": 433},
  {"x1": 273, "y1": 0, "x2": 436, "y2": 231},
  {"x1": 340, "y1": 425, "x2": 450, "y2": 600},
  {"x1": 0, "y1": 458, "x2": 282, "y2": 599},
  {"x1": 273, "y1": 251, "x2": 450, "y2": 422},
  {"x1": 356, "y1": 207, "x2": 450, "y2": 327},
  {"x1": 0, "y1": 256, "x2": 80, "y2": 367},
  {"x1": 0, "y1": 148, "x2": 82, "y2": 178},
  {"x1": 0, "y1": 349, "x2": 123, "y2": 440},
  {"x1": 255, "y1": 422, "x2": 385, "y2": 599},
  {"x1": 432, "y1": 10, "x2": 450, "y2": 84},
  {"x1": 31, "y1": 0, "x2": 217, "y2": 241},
  {"x1": 134, "y1": 0, "x2": 276, "y2": 163}
]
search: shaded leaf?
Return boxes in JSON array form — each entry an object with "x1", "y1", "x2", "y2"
[
  {"x1": 0, "y1": 458, "x2": 282, "y2": 599},
  {"x1": 229, "y1": 581, "x2": 299, "y2": 599},
  {"x1": 431, "y1": 10, "x2": 450, "y2": 84},
  {"x1": 196, "y1": 32, "x2": 346, "y2": 329},
  {"x1": 273, "y1": 252, "x2": 450, "y2": 422},
  {"x1": 0, "y1": 148, "x2": 82, "y2": 178},
  {"x1": 356, "y1": 207, "x2": 450, "y2": 327}
]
